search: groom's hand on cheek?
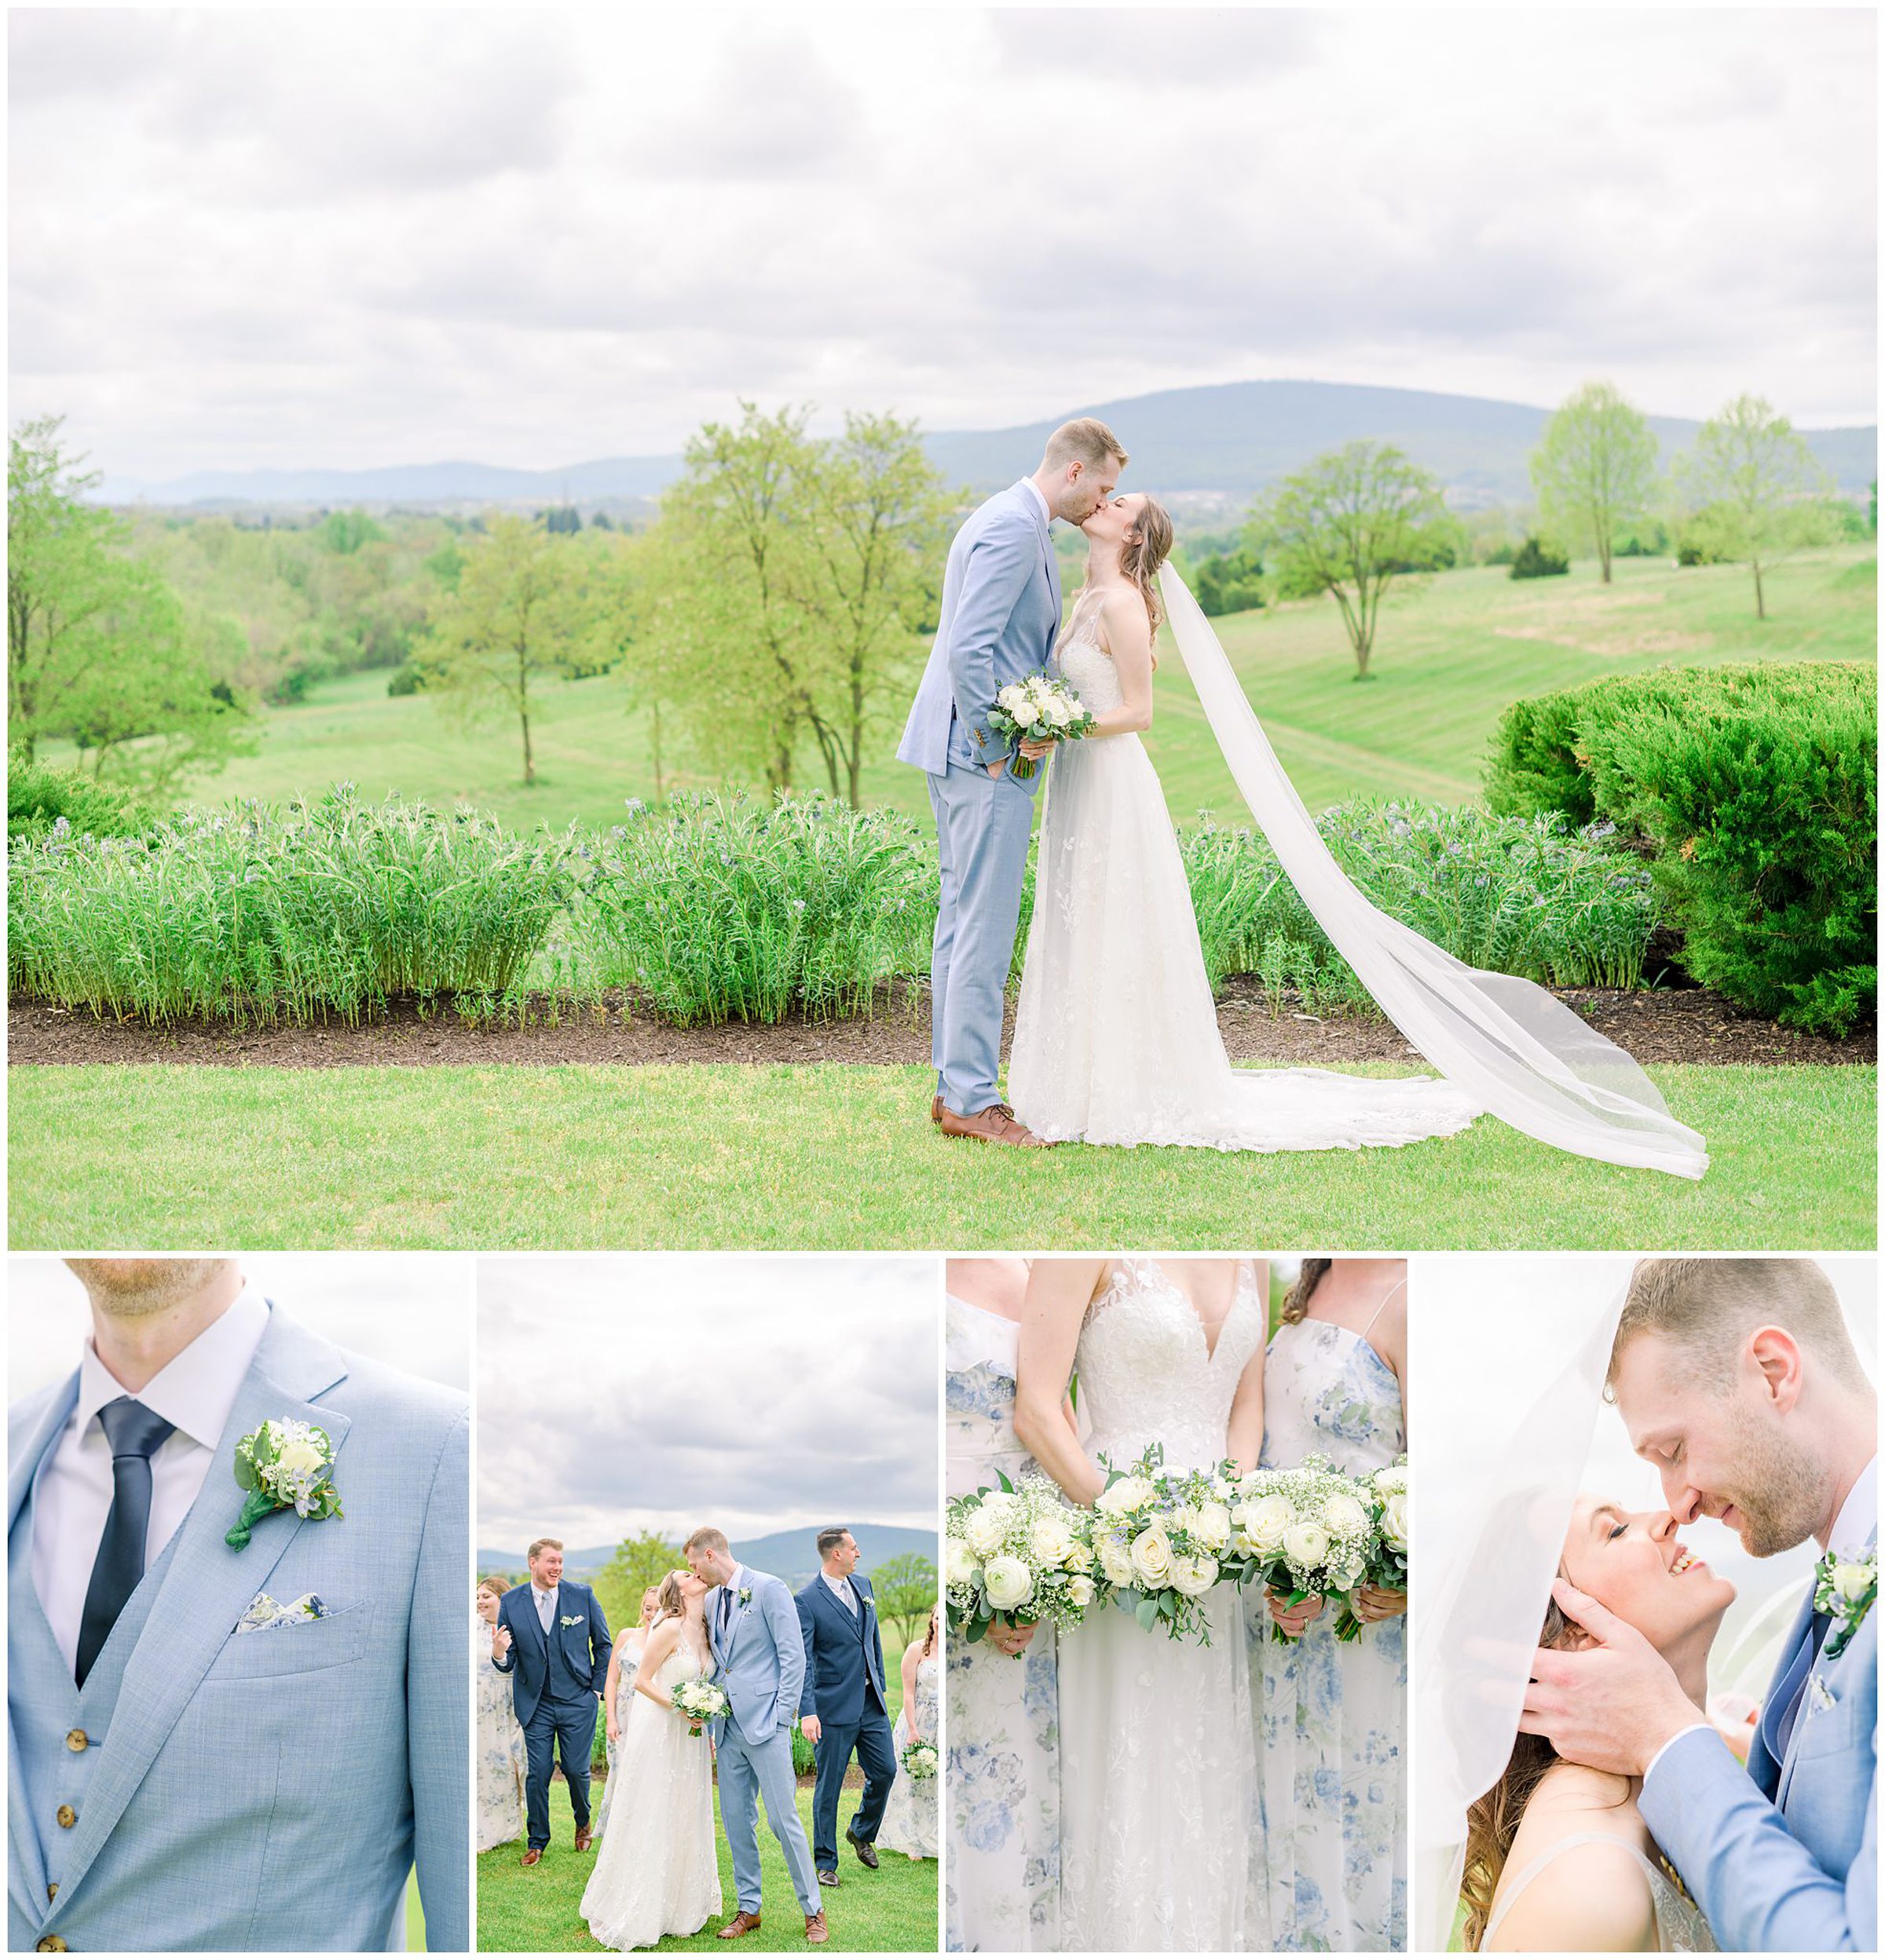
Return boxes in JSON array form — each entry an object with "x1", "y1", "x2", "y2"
[{"x1": 1516, "y1": 1579, "x2": 1698, "y2": 1778}]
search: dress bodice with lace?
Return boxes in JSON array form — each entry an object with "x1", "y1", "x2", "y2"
[
  {"x1": 1076, "y1": 1256, "x2": 1266, "y2": 1468},
  {"x1": 1055, "y1": 603, "x2": 1126, "y2": 717}
]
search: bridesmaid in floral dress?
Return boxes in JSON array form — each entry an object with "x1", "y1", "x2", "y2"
[
  {"x1": 880, "y1": 1603, "x2": 942, "y2": 1859},
  {"x1": 595, "y1": 1586, "x2": 659, "y2": 1838},
  {"x1": 1249, "y1": 1258, "x2": 1411, "y2": 1952},
  {"x1": 475, "y1": 1577, "x2": 529, "y2": 1852},
  {"x1": 946, "y1": 1257, "x2": 1076, "y2": 1952}
]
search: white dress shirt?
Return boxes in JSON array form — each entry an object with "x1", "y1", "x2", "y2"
[
  {"x1": 822, "y1": 1570, "x2": 858, "y2": 1617},
  {"x1": 1017, "y1": 475, "x2": 1051, "y2": 528},
  {"x1": 32, "y1": 1287, "x2": 271, "y2": 1673}
]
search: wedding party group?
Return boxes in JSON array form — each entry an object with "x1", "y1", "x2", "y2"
[
  {"x1": 945, "y1": 1252, "x2": 1411, "y2": 1952},
  {"x1": 1422, "y1": 1254, "x2": 1876, "y2": 1955},
  {"x1": 477, "y1": 1526, "x2": 939, "y2": 1951},
  {"x1": 5, "y1": 1257, "x2": 470, "y2": 1953},
  {"x1": 901, "y1": 419, "x2": 1708, "y2": 1181}
]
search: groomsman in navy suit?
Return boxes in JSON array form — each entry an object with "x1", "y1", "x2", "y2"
[
  {"x1": 795, "y1": 1527, "x2": 898, "y2": 1887},
  {"x1": 491, "y1": 1537, "x2": 612, "y2": 1865}
]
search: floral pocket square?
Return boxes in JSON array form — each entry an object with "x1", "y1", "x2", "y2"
[
  {"x1": 558, "y1": 1613, "x2": 586, "y2": 1628},
  {"x1": 237, "y1": 1590, "x2": 329, "y2": 1634}
]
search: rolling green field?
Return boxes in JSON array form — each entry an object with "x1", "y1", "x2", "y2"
[
  {"x1": 9, "y1": 1059, "x2": 1872, "y2": 1251},
  {"x1": 159, "y1": 546, "x2": 1876, "y2": 830}
]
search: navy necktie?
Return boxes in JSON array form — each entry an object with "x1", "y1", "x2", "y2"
[{"x1": 75, "y1": 1397, "x2": 176, "y2": 1688}]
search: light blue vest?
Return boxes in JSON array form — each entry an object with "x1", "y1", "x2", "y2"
[{"x1": 8, "y1": 1471, "x2": 176, "y2": 1940}]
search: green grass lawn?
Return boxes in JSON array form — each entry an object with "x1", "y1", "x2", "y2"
[
  {"x1": 477, "y1": 1775, "x2": 936, "y2": 1953},
  {"x1": 9, "y1": 1059, "x2": 1872, "y2": 1250},
  {"x1": 89, "y1": 546, "x2": 1872, "y2": 832}
]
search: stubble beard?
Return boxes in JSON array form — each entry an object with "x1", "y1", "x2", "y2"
[
  {"x1": 64, "y1": 1257, "x2": 231, "y2": 1320},
  {"x1": 1727, "y1": 1420, "x2": 1830, "y2": 1557}
]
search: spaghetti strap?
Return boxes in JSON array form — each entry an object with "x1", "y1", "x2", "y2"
[
  {"x1": 1482, "y1": 1830, "x2": 1666, "y2": 1946},
  {"x1": 1359, "y1": 1274, "x2": 1407, "y2": 1340}
]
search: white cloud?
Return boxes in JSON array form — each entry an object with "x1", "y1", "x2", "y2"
[{"x1": 8, "y1": 6, "x2": 1874, "y2": 482}]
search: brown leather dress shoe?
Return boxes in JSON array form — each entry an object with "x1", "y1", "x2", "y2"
[
  {"x1": 804, "y1": 1909, "x2": 829, "y2": 1944},
  {"x1": 521, "y1": 1847, "x2": 543, "y2": 1867},
  {"x1": 930, "y1": 1094, "x2": 944, "y2": 1126},
  {"x1": 717, "y1": 1911, "x2": 762, "y2": 1940},
  {"x1": 938, "y1": 1101, "x2": 1052, "y2": 1147},
  {"x1": 574, "y1": 1825, "x2": 594, "y2": 1852}
]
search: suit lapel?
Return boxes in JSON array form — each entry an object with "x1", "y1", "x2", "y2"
[
  {"x1": 9, "y1": 1373, "x2": 78, "y2": 1538},
  {"x1": 1753, "y1": 1582, "x2": 1819, "y2": 1797},
  {"x1": 54, "y1": 1308, "x2": 352, "y2": 1908}
]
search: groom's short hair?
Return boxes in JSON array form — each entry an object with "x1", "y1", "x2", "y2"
[
  {"x1": 526, "y1": 1537, "x2": 563, "y2": 1560},
  {"x1": 684, "y1": 1526, "x2": 730, "y2": 1555},
  {"x1": 1043, "y1": 417, "x2": 1127, "y2": 470},
  {"x1": 1610, "y1": 1257, "x2": 1865, "y2": 1395}
]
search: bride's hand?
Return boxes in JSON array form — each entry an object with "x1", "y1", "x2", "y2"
[
  {"x1": 1018, "y1": 736, "x2": 1054, "y2": 761},
  {"x1": 606, "y1": 1711, "x2": 621, "y2": 1744},
  {"x1": 1354, "y1": 1585, "x2": 1407, "y2": 1623}
]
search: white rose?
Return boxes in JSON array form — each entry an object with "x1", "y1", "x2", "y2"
[
  {"x1": 1832, "y1": 1560, "x2": 1872, "y2": 1602},
  {"x1": 1210, "y1": 1474, "x2": 1234, "y2": 1501},
  {"x1": 963, "y1": 1507, "x2": 1007, "y2": 1560},
  {"x1": 1374, "y1": 1466, "x2": 1408, "y2": 1497},
  {"x1": 1381, "y1": 1493, "x2": 1409, "y2": 1555},
  {"x1": 1096, "y1": 1534, "x2": 1136, "y2": 1588},
  {"x1": 1169, "y1": 1551, "x2": 1220, "y2": 1598},
  {"x1": 1030, "y1": 1516, "x2": 1075, "y2": 1568},
  {"x1": 1238, "y1": 1494, "x2": 1295, "y2": 1557},
  {"x1": 273, "y1": 1436, "x2": 327, "y2": 1482},
  {"x1": 1097, "y1": 1475, "x2": 1154, "y2": 1518},
  {"x1": 983, "y1": 1556, "x2": 1034, "y2": 1613},
  {"x1": 1322, "y1": 1493, "x2": 1369, "y2": 1536},
  {"x1": 1043, "y1": 696, "x2": 1072, "y2": 729},
  {"x1": 1283, "y1": 1520, "x2": 1331, "y2": 1570},
  {"x1": 1129, "y1": 1525, "x2": 1174, "y2": 1589},
  {"x1": 1066, "y1": 1572, "x2": 1096, "y2": 1609},
  {"x1": 1192, "y1": 1501, "x2": 1232, "y2": 1552},
  {"x1": 944, "y1": 1537, "x2": 978, "y2": 1586},
  {"x1": 1008, "y1": 697, "x2": 1040, "y2": 729}
]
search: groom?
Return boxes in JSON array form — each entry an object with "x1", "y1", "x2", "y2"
[
  {"x1": 684, "y1": 1527, "x2": 828, "y2": 1944},
  {"x1": 1521, "y1": 1256, "x2": 1877, "y2": 1951},
  {"x1": 896, "y1": 415, "x2": 1126, "y2": 1146},
  {"x1": 489, "y1": 1536, "x2": 612, "y2": 1865},
  {"x1": 7, "y1": 1258, "x2": 468, "y2": 1952}
]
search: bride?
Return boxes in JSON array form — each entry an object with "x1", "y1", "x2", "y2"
[
  {"x1": 580, "y1": 1570, "x2": 723, "y2": 1951},
  {"x1": 1013, "y1": 1256, "x2": 1268, "y2": 1951},
  {"x1": 1006, "y1": 495, "x2": 1708, "y2": 1179},
  {"x1": 1462, "y1": 1498, "x2": 1726, "y2": 1952}
]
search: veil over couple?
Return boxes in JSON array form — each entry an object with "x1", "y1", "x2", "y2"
[
  {"x1": 897, "y1": 417, "x2": 1708, "y2": 1179},
  {"x1": 1429, "y1": 1257, "x2": 1876, "y2": 1954}
]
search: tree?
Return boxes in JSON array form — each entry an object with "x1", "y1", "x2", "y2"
[
  {"x1": 1250, "y1": 443, "x2": 1455, "y2": 678},
  {"x1": 413, "y1": 513, "x2": 588, "y2": 782},
  {"x1": 1528, "y1": 381, "x2": 1660, "y2": 583},
  {"x1": 869, "y1": 1550, "x2": 939, "y2": 1650},
  {"x1": 797, "y1": 412, "x2": 953, "y2": 804},
  {"x1": 9, "y1": 415, "x2": 254, "y2": 785},
  {"x1": 592, "y1": 1528, "x2": 686, "y2": 1638},
  {"x1": 1192, "y1": 545, "x2": 1268, "y2": 617},
  {"x1": 1669, "y1": 394, "x2": 1838, "y2": 618}
]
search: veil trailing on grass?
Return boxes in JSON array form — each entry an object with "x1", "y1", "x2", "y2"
[{"x1": 1155, "y1": 565, "x2": 1709, "y2": 1179}]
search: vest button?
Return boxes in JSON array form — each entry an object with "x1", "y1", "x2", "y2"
[
  {"x1": 64, "y1": 1730, "x2": 88, "y2": 1752},
  {"x1": 55, "y1": 1805, "x2": 76, "y2": 1829},
  {"x1": 36, "y1": 1938, "x2": 68, "y2": 1951}
]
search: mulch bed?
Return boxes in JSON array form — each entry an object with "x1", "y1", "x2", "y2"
[{"x1": 8, "y1": 978, "x2": 1871, "y2": 1070}]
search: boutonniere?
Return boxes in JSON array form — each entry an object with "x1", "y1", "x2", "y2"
[
  {"x1": 738, "y1": 1587, "x2": 753, "y2": 1608},
  {"x1": 226, "y1": 1419, "x2": 342, "y2": 1549},
  {"x1": 1814, "y1": 1548, "x2": 1876, "y2": 1661},
  {"x1": 559, "y1": 1614, "x2": 585, "y2": 1627}
]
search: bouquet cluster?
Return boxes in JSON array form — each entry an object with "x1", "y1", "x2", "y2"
[
  {"x1": 1090, "y1": 1444, "x2": 1246, "y2": 1646},
  {"x1": 672, "y1": 1677, "x2": 729, "y2": 1737},
  {"x1": 986, "y1": 671, "x2": 1096, "y2": 779},
  {"x1": 945, "y1": 1472, "x2": 1099, "y2": 1640},
  {"x1": 1232, "y1": 1453, "x2": 1390, "y2": 1645},
  {"x1": 1331, "y1": 1457, "x2": 1409, "y2": 1641},
  {"x1": 900, "y1": 1738, "x2": 939, "y2": 1780}
]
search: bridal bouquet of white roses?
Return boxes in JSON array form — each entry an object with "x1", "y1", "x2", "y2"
[
  {"x1": 900, "y1": 1738, "x2": 939, "y2": 1780},
  {"x1": 1089, "y1": 1443, "x2": 1244, "y2": 1647},
  {"x1": 945, "y1": 1472, "x2": 1098, "y2": 1642},
  {"x1": 1232, "y1": 1455, "x2": 1377, "y2": 1644},
  {"x1": 1333, "y1": 1456, "x2": 1410, "y2": 1642},
  {"x1": 985, "y1": 671, "x2": 1096, "y2": 780},
  {"x1": 672, "y1": 1677, "x2": 729, "y2": 1737}
]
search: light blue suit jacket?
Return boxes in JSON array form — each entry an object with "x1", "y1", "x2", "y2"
[
  {"x1": 1641, "y1": 1534, "x2": 1877, "y2": 1952},
  {"x1": 706, "y1": 1564, "x2": 806, "y2": 1748},
  {"x1": 896, "y1": 479, "x2": 1063, "y2": 789},
  {"x1": 6, "y1": 1306, "x2": 469, "y2": 1953}
]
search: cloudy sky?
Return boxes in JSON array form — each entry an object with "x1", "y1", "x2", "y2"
[
  {"x1": 8, "y1": 1253, "x2": 473, "y2": 1396},
  {"x1": 9, "y1": 7, "x2": 1874, "y2": 485},
  {"x1": 476, "y1": 1256, "x2": 938, "y2": 1550}
]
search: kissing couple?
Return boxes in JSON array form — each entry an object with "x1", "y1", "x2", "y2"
[
  {"x1": 1448, "y1": 1257, "x2": 1876, "y2": 1951},
  {"x1": 898, "y1": 418, "x2": 1707, "y2": 1176}
]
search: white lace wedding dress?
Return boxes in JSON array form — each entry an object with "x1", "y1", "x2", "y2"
[
  {"x1": 580, "y1": 1632, "x2": 723, "y2": 1950},
  {"x1": 1057, "y1": 1258, "x2": 1265, "y2": 1951},
  {"x1": 1008, "y1": 594, "x2": 1480, "y2": 1154}
]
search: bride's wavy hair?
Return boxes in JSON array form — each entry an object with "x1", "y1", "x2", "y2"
[
  {"x1": 651, "y1": 1571, "x2": 688, "y2": 1626},
  {"x1": 1122, "y1": 495, "x2": 1175, "y2": 642}
]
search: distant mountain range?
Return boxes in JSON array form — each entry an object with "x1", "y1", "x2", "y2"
[
  {"x1": 478, "y1": 1522, "x2": 937, "y2": 1592},
  {"x1": 99, "y1": 378, "x2": 1877, "y2": 512}
]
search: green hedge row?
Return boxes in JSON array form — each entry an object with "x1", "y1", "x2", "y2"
[{"x1": 1486, "y1": 663, "x2": 1876, "y2": 1034}]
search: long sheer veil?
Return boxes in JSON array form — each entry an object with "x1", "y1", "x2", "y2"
[{"x1": 1155, "y1": 564, "x2": 1709, "y2": 1179}]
